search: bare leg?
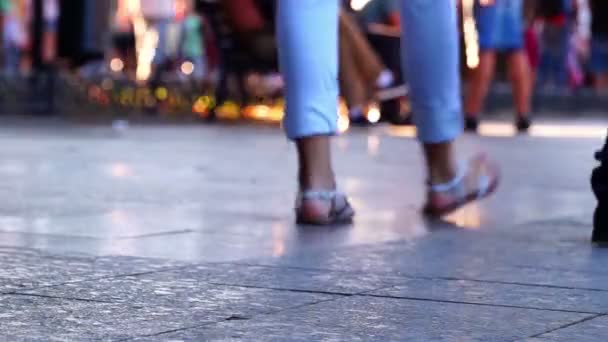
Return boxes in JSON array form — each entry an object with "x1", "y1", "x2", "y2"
[
  {"x1": 423, "y1": 142, "x2": 458, "y2": 186},
  {"x1": 296, "y1": 137, "x2": 336, "y2": 191},
  {"x1": 507, "y1": 51, "x2": 532, "y2": 117},
  {"x1": 464, "y1": 51, "x2": 497, "y2": 118}
]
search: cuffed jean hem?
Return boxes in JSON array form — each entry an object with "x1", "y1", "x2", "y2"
[
  {"x1": 283, "y1": 104, "x2": 338, "y2": 140},
  {"x1": 413, "y1": 109, "x2": 463, "y2": 144}
]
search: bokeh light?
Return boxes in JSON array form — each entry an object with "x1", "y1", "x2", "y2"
[
  {"x1": 181, "y1": 61, "x2": 195, "y2": 76},
  {"x1": 110, "y1": 58, "x2": 125, "y2": 73}
]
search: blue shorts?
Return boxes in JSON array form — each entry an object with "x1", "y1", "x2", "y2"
[
  {"x1": 475, "y1": 0, "x2": 524, "y2": 51},
  {"x1": 590, "y1": 37, "x2": 608, "y2": 73}
]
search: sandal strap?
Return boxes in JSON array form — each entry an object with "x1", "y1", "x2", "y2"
[
  {"x1": 429, "y1": 162, "x2": 467, "y2": 193},
  {"x1": 298, "y1": 190, "x2": 339, "y2": 201},
  {"x1": 477, "y1": 174, "x2": 491, "y2": 198}
]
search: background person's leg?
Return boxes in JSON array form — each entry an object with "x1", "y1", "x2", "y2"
[
  {"x1": 464, "y1": 51, "x2": 497, "y2": 127},
  {"x1": 507, "y1": 51, "x2": 532, "y2": 121},
  {"x1": 339, "y1": 10, "x2": 386, "y2": 87},
  {"x1": 339, "y1": 12, "x2": 369, "y2": 120},
  {"x1": 401, "y1": 0, "x2": 462, "y2": 185}
]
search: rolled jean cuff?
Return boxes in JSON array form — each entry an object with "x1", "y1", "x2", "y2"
[
  {"x1": 283, "y1": 103, "x2": 338, "y2": 140},
  {"x1": 413, "y1": 108, "x2": 463, "y2": 144}
]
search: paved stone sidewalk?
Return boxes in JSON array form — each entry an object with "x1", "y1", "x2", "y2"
[{"x1": 0, "y1": 119, "x2": 606, "y2": 341}]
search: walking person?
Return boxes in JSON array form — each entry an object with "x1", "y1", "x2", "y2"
[
  {"x1": 464, "y1": 0, "x2": 533, "y2": 133},
  {"x1": 277, "y1": 0, "x2": 500, "y2": 225}
]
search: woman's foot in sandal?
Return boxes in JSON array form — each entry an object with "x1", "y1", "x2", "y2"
[
  {"x1": 423, "y1": 154, "x2": 500, "y2": 218},
  {"x1": 296, "y1": 190, "x2": 355, "y2": 226}
]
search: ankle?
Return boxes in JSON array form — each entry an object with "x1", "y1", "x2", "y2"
[
  {"x1": 429, "y1": 166, "x2": 458, "y2": 186},
  {"x1": 298, "y1": 171, "x2": 336, "y2": 191}
]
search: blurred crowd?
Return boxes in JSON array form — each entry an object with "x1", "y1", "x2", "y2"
[{"x1": 0, "y1": 0, "x2": 605, "y2": 118}]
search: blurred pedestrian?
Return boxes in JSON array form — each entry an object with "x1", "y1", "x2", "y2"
[
  {"x1": 464, "y1": 0, "x2": 532, "y2": 133},
  {"x1": 223, "y1": 0, "x2": 276, "y2": 69},
  {"x1": 536, "y1": 0, "x2": 577, "y2": 92},
  {"x1": 4, "y1": 3, "x2": 26, "y2": 74},
  {"x1": 339, "y1": 8, "x2": 393, "y2": 125},
  {"x1": 589, "y1": 0, "x2": 608, "y2": 91},
  {"x1": 140, "y1": 0, "x2": 176, "y2": 73},
  {"x1": 278, "y1": 0, "x2": 499, "y2": 225},
  {"x1": 179, "y1": 0, "x2": 207, "y2": 80},
  {"x1": 0, "y1": 0, "x2": 11, "y2": 67},
  {"x1": 358, "y1": 0, "x2": 401, "y2": 34}
]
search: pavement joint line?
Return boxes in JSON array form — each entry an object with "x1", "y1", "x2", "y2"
[
  {"x1": 0, "y1": 229, "x2": 104, "y2": 240},
  {"x1": 361, "y1": 293, "x2": 603, "y2": 315},
  {"x1": 527, "y1": 313, "x2": 606, "y2": 339},
  {"x1": 7, "y1": 265, "x2": 195, "y2": 294},
  {"x1": 221, "y1": 261, "x2": 608, "y2": 293},
  {"x1": 6, "y1": 292, "x2": 115, "y2": 304},
  {"x1": 201, "y1": 280, "x2": 601, "y2": 317},
  {"x1": 436, "y1": 276, "x2": 608, "y2": 293},
  {"x1": 115, "y1": 229, "x2": 196, "y2": 240},
  {"x1": 206, "y1": 282, "x2": 354, "y2": 297}
]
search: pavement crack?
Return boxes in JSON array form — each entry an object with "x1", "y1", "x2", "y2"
[{"x1": 527, "y1": 313, "x2": 605, "y2": 339}]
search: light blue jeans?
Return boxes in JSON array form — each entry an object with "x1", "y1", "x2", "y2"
[{"x1": 278, "y1": 0, "x2": 462, "y2": 143}]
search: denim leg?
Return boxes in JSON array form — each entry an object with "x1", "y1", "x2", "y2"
[
  {"x1": 401, "y1": 0, "x2": 463, "y2": 143},
  {"x1": 277, "y1": 0, "x2": 339, "y2": 140}
]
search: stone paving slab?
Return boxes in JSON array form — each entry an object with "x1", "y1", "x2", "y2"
[
  {"x1": 22, "y1": 261, "x2": 608, "y2": 315},
  {"x1": 370, "y1": 279, "x2": 608, "y2": 313},
  {"x1": 529, "y1": 315, "x2": 608, "y2": 341},
  {"x1": 4, "y1": 271, "x2": 334, "y2": 340},
  {"x1": 1, "y1": 291, "x2": 312, "y2": 342},
  {"x1": 22, "y1": 263, "x2": 400, "y2": 298},
  {"x1": 250, "y1": 228, "x2": 607, "y2": 277},
  {"x1": 136, "y1": 296, "x2": 591, "y2": 342},
  {"x1": 0, "y1": 247, "x2": 185, "y2": 294},
  {"x1": 16, "y1": 269, "x2": 335, "y2": 313},
  {"x1": 0, "y1": 294, "x2": 225, "y2": 341}
]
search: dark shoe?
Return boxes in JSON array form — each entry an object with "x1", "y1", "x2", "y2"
[
  {"x1": 592, "y1": 132, "x2": 608, "y2": 244},
  {"x1": 516, "y1": 117, "x2": 531, "y2": 133},
  {"x1": 464, "y1": 117, "x2": 479, "y2": 132},
  {"x1": 350, "y1": 115, "x2": 372, "y2": 127}
]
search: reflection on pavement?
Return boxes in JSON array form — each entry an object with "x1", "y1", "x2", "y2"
[
  {"x1": 387, "y1": 122, "x2": 607, "y2": 139},
  {"x1": 107, "y1": 163, "x2": 134, "y2": 178}
]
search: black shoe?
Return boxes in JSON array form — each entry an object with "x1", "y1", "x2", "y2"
[
  {"x1": 516, "y1": 117, "x2": 531, "y2": 133},
  {"x1": 350, "y1": 115, "x2": 372, "y2": 127},
  {"x1": 592, "y1": 133, "x2": 608, "y2": 245},
  {"x1": 464, "y1": 117, "x2": 479, "y2": 132}
]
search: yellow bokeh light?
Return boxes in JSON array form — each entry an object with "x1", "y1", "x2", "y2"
[{"x1": 155, "y1": 87, "x2": 168, "y2": 100}]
